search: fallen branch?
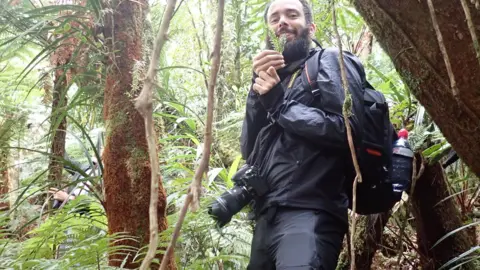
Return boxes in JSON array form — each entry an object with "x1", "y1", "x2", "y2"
[
  {"x1": 427, "y1": 0, "x2": 480, "y2": 121},
  {"x1": 133, "y1": 0, "x2": 178, "y2": 269},
  {"x1": 332, "y1": 2, "x2": 363, "y2": 270},
  {"x1": 159, "y1": 0, "x2": 225, "y2": 268}
]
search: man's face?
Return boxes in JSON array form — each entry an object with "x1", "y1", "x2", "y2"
[{"x1": 265, "y1": 0, "x2": 316, "y2": 63}]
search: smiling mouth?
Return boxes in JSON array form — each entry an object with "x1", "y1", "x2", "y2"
[{"x1": 278, "y1": 32, "x2": 294, "y2": 40}]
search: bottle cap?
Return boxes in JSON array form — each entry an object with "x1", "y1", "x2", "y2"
[{"x1": 398, "y1": 128, "x2": 409, "y2": 138}]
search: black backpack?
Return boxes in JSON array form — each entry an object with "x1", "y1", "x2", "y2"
[{"x1": 301, "y1": 47, "x2": 400, "y2": 215}]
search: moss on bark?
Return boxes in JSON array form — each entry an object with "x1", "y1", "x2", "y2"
[{"x1": 102, "y1": 1, "x2": 174, "y2": 268}]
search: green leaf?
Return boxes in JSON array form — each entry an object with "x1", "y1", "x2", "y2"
[
  {"x1": 227, "y1": 155, "x2": 242, "y2": 186},
  {"x1": 447, "y1": 255, "x2": 480, "y2": 270},
  {"x1": 427, "y1": 142, "x2": 452, "y2": 164},
  {"x1": 64, "y1": 22, "x2": 71, "y2": 32},
  {"x1": 432, "y1": 220, "x2": 480, "y2": 249},
  {"x1": 207, "y1": 168, "x2": 225, "y2": 186},
  {"x1": 438, "y1": 246, "x2": 480, "y2": 270},
  {"x1": 422, "y1": 142, "x2": 443, "y2": 157}
]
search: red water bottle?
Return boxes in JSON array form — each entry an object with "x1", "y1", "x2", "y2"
[{"x1": 391, "y1": 129, "x2": 414, "y2": 195}]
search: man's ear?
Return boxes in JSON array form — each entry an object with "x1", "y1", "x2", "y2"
[{"x1": 309, "y1": 23, "x2": 317, "y2": 38}]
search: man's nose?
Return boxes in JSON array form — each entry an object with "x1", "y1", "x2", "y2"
[{"x1": 278, "y1": 16, "x2": 289, "y2": 29}]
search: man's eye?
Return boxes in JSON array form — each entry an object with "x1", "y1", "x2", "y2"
[
  {"x1": 289, "y1": 13, "x2": 298, "y2": 18},
  {"x1": 270, "y1": 18, "x2": 279, "y2": 23}
]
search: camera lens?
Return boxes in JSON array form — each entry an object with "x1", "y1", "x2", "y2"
[{"x1": 208, "y1": 186, "x2": 253, "y2": 227}]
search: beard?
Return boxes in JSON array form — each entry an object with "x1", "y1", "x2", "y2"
[{"x1": 266, "y1": 26, "x2": 311, "y2": 64}]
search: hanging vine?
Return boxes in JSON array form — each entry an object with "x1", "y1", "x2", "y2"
[
  {"x1": 331, "y1": 1, "x2": 363, "y2": 270},
  {"x1": 159, "y1": 0, "x2": 225, "y2": 269},
  {"x1": 134, "y1": 0, "x2": 178, "y2": 269}
]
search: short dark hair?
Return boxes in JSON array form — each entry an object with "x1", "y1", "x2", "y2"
[{"x1": 264, "y1": 0, "x2": 313, "y2": 25}]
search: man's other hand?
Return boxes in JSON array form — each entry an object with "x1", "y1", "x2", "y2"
[
  {"x1": 253, "y1": 50, "x2": 285, "y2": 75},
  {"x1": 49, "y1": 187, "x2": 74, "y2": 201},
  {"x1": 253, "y1": 66, "x2": 281, "y2": 95}
]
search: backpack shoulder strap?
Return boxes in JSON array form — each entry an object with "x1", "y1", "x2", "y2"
[{"x1": 302, "y1": 48, "x2": 324, "y2": 93}]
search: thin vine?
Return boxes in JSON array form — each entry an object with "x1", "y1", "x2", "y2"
[
  {"x1": 134, "y1": 0, "x2": 178, "y2": 268},
  {"x1": 159, "y1": 0, "x2": 225, "y2": 268},
  {"x1": 332, "y1": 1, "x2": 363, "y2": 270}
]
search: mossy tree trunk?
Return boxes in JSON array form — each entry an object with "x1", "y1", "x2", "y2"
[
  {"x1": 47, "y1": 0, "x2": 84, "y2": 187},
  {"x1": 410, "y1": 154, "x2": 476, "y2": 270},
  {"x1": 336, "y1": 212, "x2": 391, "y2": 270},
  {"x1": 47, "y1": 69, "x2": 67, "y2": 185},
  {"x1": 352, "y1": 0, "x2": 480, "y2": 176},
  {"x1": 102, "y1": 1, "x2": 174, "y2": 268}
]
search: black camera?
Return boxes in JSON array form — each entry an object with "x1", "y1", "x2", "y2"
[{"x1": 208, "y1": 165, "x2": 269, "y2": 227}]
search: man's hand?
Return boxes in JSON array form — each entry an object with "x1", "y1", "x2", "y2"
[
  {"x1": 253, "y1": 66, "x2": 281, "y2": 95},
  {"x1": 49, "y1": 187, "x2": 74, "y2": 201},
  {"x1": 253, "y1": 50, "x2": 285, "y2": 75}
]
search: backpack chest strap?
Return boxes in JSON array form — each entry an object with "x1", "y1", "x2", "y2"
[{"x1": 287, "y1": 69, "x2": 301, "y2": 89}]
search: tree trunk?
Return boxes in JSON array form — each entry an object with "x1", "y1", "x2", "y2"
[
  {"x1": 336, "y1": 212, "x2": 391, "y2": 270},
  {"x1": 0, "y1": 147, "x2": 9, "y2": 212},
  {"x1": 354, "y1": 27, "x2": 374, "y2": 62},
  {"x1": 102, "y1": 1, "x2": 174, "y2": 268},
  {"x1": 352, "y1": 0, "x2": 480, "y2": 176},
  {"x1": 411, "y1": 154, "x2": 476, "y2": 270},
  {"x1": 47, "y1": 0, "x2": 82, "y2": 186},
  {"x1": 47, "y1": 70, "x2": 67, "y2": 185}
]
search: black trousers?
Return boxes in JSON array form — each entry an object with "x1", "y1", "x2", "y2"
[{"x1": 247, "y1": 206, "x2": 347, "y2": 270}]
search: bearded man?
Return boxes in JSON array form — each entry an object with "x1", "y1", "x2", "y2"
[{"x1": 240, "y1": 0, "x2": 366, "y2": 269}]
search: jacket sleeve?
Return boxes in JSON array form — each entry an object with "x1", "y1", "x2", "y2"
[
  {"x1": 240, "y1": 73, "x2": 270, "y2": 160},
  {"x1": 258, "y1": 48, "x2": 365, "y2": 150}
]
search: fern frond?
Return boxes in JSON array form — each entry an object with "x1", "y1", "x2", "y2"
[{"x1": 267, "y1": 27, "x2": 287, "y2": 52}]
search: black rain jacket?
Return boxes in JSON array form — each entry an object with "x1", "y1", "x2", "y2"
[{"x1": 240, "y1": 47, "x2": 366, "y2": 223}]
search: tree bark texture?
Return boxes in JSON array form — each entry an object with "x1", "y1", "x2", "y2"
[
  {"x1": 411, "y1": 155, "x2": 476, "y2": 270},
  {"x1": 47, "y1": 70, "x2": 67, "y2": 185},
  {"x1": 352, "y1": 0, "x2": 480, "y2": 176},
  {"x1": 354, "y1": 28, "x2": 374, "y2": 62},
  {"x1": 102, "y1": 1, "x2": 173, "y2": 268},
  {"x1": 48, "y1": 0, "x2": 86, "y2": 185},
  {"x1": 0, "y1": 147, "x2": 9, "y2": 211},
  {"x1": 336, "y1": 212, "x2": 391, "y2": 270}
]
